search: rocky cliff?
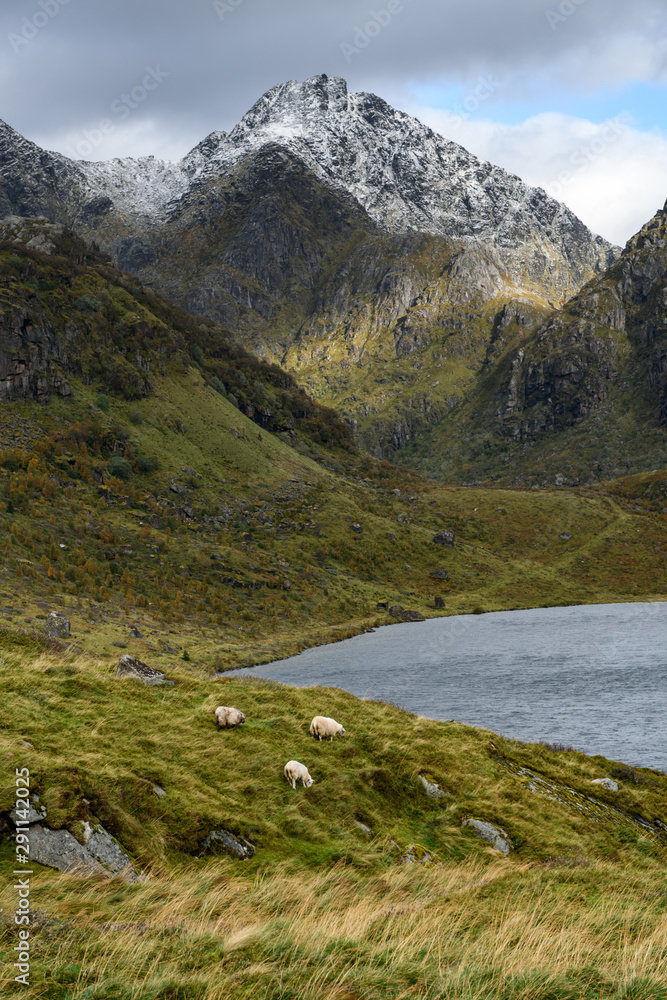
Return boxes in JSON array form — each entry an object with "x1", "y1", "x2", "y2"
[{"x1": 400, "y1": 201, "x2": 667, "y2": 484}]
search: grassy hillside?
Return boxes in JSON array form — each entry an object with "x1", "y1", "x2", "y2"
[
  {"x1": 0, "y1": 644, "x2": 666, "y2": 998},
  {"x1": 2, "y1": 216, "x2": 667, "y2": 999}
]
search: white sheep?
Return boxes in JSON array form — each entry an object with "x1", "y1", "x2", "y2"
[
  {"x1": 215, "y1": 706, "x2": 246, "y2": 729},
  {"x1": 284, "y1": 760, "x2": 314, "y2": 788},
  {"x1": 309, "y1": 715, "x2": 346, "y2": 741}
]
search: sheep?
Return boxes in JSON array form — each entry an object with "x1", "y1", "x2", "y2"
[
  {"x1": 215, "y1": 706, "x2": 245, "y2": 729},
  {"x1": 284, "y1": 760, "x2": 314, "y2": 789},
  {"x1": 309, "y1": 715, "x2": 346, "y2": 741}
]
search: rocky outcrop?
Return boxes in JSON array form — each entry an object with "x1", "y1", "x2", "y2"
[
  {"x1": 201, "y1": 828, "x2": 256, "y2": 859},
  {"x1": 463, "y1": 818, "x2": 512, "y2": 855},
  {"x1": 116, "y1": 654, "x2": 168, "y2": 685}
]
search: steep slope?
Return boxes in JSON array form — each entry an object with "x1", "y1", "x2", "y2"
[{"x1": 400, "y1": 201, "x2": 667, "y2": 485}]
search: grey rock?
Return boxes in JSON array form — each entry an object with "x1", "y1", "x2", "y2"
[
  {"x1": 44, "y1": 611, "x2": 70, "y2": 638},
  {"x1": 434, "y1": 596, "x2": 445, "y2": 608},
  {"x1": 559, "y1": 532, "x2": 573, "y2": 540},
  {"x1": 151, "y1": 783, "x2": 166, "y2": 799},
  {"x1": 463, "y1": 818, "x2": 512, "y2": 855},
  {"x1": 388, "y1": 605, "x2": 424, "y2": 622},
  {"x1": 419, "y1": 775, "x2": 446, "y2": 799},
  {"x1": 350, "y1": 522, "x2": 363, "y2": 533},
  {"x1": 591, "y1": 778, "x2": 619, "y2": 792},
  {"x1": 432, "y1": 530, "x2": 455, "y2": 547},
  {"x1": 82, "y1": 821, "x2": 140, "y2": 880},
  {"x1": 10, "y1": 801, "x2": 47, "y2": 825},
  {"x1": 161, "y1": 641, "x2": 178, "y2": 654},
  {"x1": 354, "y1": 821, "x2": 372, "y2": 837},
  {"x1": 169, "y1": 482, "x2": 186, "y2": 495},
  {"x1": 376, "y1": 600, "x2": 389, "y2": 610},
  {"x1": 116, "y1": 654, "x2": 166, "y2": 685},
  {"x1": 201, "y1": 829, "x2": 255, "y2": 859},
  {"x1": 129, "y1": 627, "x2": 144, "y2": 639},
  {"x1": 430, "y1": 569, "x2": 450, "y2": 579},
  {"x1": 28, "y1": 823, "x2": 106, "y2": 875}
]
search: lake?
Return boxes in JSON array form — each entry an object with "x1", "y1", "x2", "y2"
[{"x1": 228, "y1": 602, "x2": 667, "y2": 771}]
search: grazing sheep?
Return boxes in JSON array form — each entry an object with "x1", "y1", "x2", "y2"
[
  {"x1": 215, "y1": 706, "x2": 245, "y2": 729},
  {"x1": 284, "y1": 760, "x2": 314, "y2": 789},
  {"x1": 309, "y1": 716, "x2": 346, "y2": 741}
]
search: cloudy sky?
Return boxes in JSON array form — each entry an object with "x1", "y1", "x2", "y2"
[{"x1": 2, "y1": 0, "x2": 666, "y2": 244}]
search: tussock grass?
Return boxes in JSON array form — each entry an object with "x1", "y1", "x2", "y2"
[{"x1": 0, "y1": 648, "x2": 666, "y2": 997}]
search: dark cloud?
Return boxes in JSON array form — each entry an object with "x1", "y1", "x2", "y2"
[{"x1": 1, "y1": 0, "x2": 665, "y2": 159}]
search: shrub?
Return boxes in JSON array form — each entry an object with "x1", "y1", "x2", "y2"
[
  {"x1": 209, "y1": 376, "x2": 226, "y2": 396},
  {"x1": 95, "y1": 393, "x2": 111, "y2": 412},
  {"x1": 136, "y1": 455, "x2": 159, "y2": 473},
  {"x1": 191, "y1": 344, "x2": 205, "y2": 366},
  {"x1": 74, "y1": 293, "x2": 102, "y2": 312},
  {"x1": 108, "y1": 456, "x2": 132, "y2": 480},
  {"x1": 129, "y1": 408, "x2": 143, "y2": 425},
  {"x1": 227, "y1": 393, "x2": 239, "y2": 409}
]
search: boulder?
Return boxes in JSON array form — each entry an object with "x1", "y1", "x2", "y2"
[
  {"x1": 350, "y1": 523, "x2": 363, "y2": 533},
  {"x1": 591, "y1": 777, "x2": 619, "y2": 791},
  {"x1": 430, "y1": 569, "x2": 450, "y2": 579},
  {"x1": 201, "y1": 829, "x2": 255, "y2": 859},
  {"x1": 463, "y1": 818, "x2": 512, "y2": 855},
  {"x1": 28, "y1": 824, "x2": 106, "y2": 876},
  {"x1": 559, "y1": 532, "x2": 573, "y2": 540},
  {"x1": 82, "y1": 821, "x2": 141, "y2": 879},
  {"x1": 419, "y1": 775, "x2": 446, "y2": 799},
  {"x1": 376, "y1": 600, "x2": 389, "y2": 610},
  {"x1": 388, "y1": 605, "x2": 424, "y2": 622},
  {"x1": 129, "y1": 627, "x2": 144, "y2": 639},
  {"x1": 432, "y1": 530, "x2": 455, "y2": 547},
  {"x1": 434, "y1": 596, "x2": 445, "y2": 608},
  {"x1": 44, "y1": 611, "x2": 70, "y2": 638},
  {"x1": 116, "y1": 654, "x2": 166, "y2": 685}
]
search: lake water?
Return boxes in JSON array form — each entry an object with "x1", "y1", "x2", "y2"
[{"x1": 228, "y1": 602, "x2": 667, "y2": 771}]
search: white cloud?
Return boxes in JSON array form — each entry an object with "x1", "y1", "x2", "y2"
[{"x1": 416, "y1": 107, "x2": 667, "y2": 245}]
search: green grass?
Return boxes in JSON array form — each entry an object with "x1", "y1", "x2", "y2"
[{"x1": 0, "y1": 645, "x2": 665, "y2": 998}]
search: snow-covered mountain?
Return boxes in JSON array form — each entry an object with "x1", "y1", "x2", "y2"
[{"x1": 1, "y1": 74, "x2": 616, "y2": 286}]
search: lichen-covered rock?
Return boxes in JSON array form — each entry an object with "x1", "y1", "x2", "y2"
[
  {"x1": 44, "y1": 611, "x2": 70, "y2": 638},
  {"x1": 399, "y1": 843, "x2": 442, "y2": 866},
  {"x1": 432, "y1": 530, "x2": 455, "y2": 547},
  {"x1": 201, "y1": 829, "x2": 255, "y2": 859},
  {"x1": 463, "y1": 818, "x2": 512, "y2": 855},
  {"x1": 116, "y1": 654, "x2": 166, "y2": 685},
  {"x1": 591, "y1": 778, "x2": 619, "y2": 792}
]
